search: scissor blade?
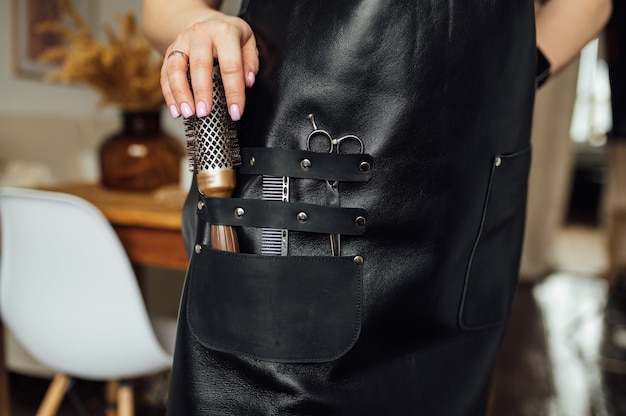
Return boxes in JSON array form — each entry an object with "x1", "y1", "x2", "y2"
[{"x1": 325, "y1": 179, "x2": 341, "y2": 256}]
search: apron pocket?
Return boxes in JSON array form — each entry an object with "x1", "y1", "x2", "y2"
[
  {"x1": 459, "y1": 146, "x2": 531, "y2": 330},
  {"x1": 186, "y1": 248, "x2": 363, "y2": 363}
]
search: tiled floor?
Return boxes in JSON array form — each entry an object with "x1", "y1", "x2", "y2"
[{"x1": 8, "y1": 223, "x2": 626, "y2": 415}]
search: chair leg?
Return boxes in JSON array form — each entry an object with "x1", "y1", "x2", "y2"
[
  {"x1": 36, "y1": 373, "x2": 71, "y2": 416},
  {"x1": 117, "y1": 380, "x2": 134, "y2": 416},
  {"x1": 106, "y1": 380, "x2": 119, "y2": 416}
]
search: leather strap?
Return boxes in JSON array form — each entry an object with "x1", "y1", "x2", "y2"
[
  {"x1": 238, "y1": 147, "x2": 373, "y2": 182},
  {"x1": 198, "y1": 196, "x2": 368, "y2": 235}
]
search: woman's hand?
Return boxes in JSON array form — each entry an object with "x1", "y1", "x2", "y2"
[{"x1": 142, "y1": 1, "x2": 258, "y2": 121}]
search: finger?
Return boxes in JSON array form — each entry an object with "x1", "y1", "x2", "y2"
[
  {"x1": 160, "y1": 62, "x2": 181, "y2": 119},
  {"x1": 187, "y1": 42, "x2": 216, "y2": 118},
  {"x1": 216, "y1": 54, "x2": 245, "y2": 122},
  {"x1": 241, "y1": 37, "x2": 259, "y2": 88},
  {"x1": 164, "y1": 48, "x2": 195, "y2": 118},
  {"x1": 212, "y1": 27, "x2": 251, "y2": 121}
]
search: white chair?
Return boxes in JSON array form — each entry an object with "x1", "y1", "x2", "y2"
[{"x1": 0, "y1": 187, "x2": 176, "y2": 415}]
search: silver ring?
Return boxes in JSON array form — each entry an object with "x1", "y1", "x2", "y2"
[{"x1": 167, "y1": 50, "x2": 189, "y2": 62}]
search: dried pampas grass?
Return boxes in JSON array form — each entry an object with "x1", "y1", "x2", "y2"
[{"x1": 37, "y1": 0, "x2": 163, "y2": 111}]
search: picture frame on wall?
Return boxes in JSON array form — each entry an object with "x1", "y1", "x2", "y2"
[{"x1": 12, "y1": 0, "x2": 96, "y2": 80}]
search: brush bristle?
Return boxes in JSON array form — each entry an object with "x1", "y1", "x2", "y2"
[
  {"x1": 184, "y1": 66, "x2": 241, "y2": 173},
  {"x1": 184, "y1": 119, "x2": 200, "y2": 173}
]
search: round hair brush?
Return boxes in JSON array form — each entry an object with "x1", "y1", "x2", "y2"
[{"x1": 184, "y1": 66, "x2": 241, "y2": 252}]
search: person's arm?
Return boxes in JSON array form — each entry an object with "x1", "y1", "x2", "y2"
[
  {"x1": 536, "y1": 0, "x2": 612, "y2": 79},
  {"x1": 142, "y1": 0, "x2": 258, "y2": 121}
]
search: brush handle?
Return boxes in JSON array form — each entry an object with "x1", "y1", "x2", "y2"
[
  {"x1": 211, "y1": 221, "x2": 239, "y2": 252},
  {"x1": 197, "y1": 170, "x2": 240, "y2": 252}
]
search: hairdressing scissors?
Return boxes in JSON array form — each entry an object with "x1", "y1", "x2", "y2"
[{"x1": 306, "y1": 114, "x2": 364, "y2": 256}]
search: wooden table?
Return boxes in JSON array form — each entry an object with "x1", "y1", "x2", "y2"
[
  {"x1": 52, "y1": 183, "x2": 189, "y2": 270},
  {"x1": 0, "y1": 183, "x2": 189, "y2": 416}
]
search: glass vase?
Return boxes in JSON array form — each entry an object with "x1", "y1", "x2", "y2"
[{"x1": 99, "y1": 110, "x2": 185, "y2": 191}]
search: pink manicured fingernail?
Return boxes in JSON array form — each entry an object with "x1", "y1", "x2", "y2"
[
  {"x1": 247, "y1": 71, "x2": 256, "y2": 87},
  {"x1": 229, "y1": 104, "x2": 241, "y2": 121},
  {"x1": 169, "y1": 104, "x2": 181, "y2": 118},
  {"x1": 196, "y1": 101, "x2": 208, "y2": 118},
  {"x1": 181, "y1": 102, "x2": 194, "y2": 118}
]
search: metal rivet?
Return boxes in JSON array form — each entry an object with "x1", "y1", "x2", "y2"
[
  {"x1": 353, "y1": 256, "x2": 364, "y2": 265},
  {"x1": 249, "y1": 156, "x2": 256, "y2": 166},
  {"x1": 495, "y1": 156, "x2": 502, "y2": 167},
  {"x1": 194, "y1": 244, "x2": 202, "y2": 254},
  {"x1": 297, "y1": 212, "x2": 308, "y2": 223},
  {"x1": 301, "y1": 159, "x2": 312, "y2": 170},
  {"x1": 355, "y1": 216, "x2": 367, "y2": 226},
  {"x1": 359, "y1": 162, "x2": 371, "y2": 172},
  {"x1": 235, "y1": 207, "x2": 245, "y2": 218},
  {"x1": 197, "y1": 201, "x2": 205, "y2": 210}
]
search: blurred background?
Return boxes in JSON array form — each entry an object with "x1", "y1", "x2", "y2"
[{"x1": 2, "y1": 0, "x2": 626, "y2": 415}]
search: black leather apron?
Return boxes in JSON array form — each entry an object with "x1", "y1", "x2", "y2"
[{"x1": 168, "y1": 1, "x2": 536, "y2": 414}]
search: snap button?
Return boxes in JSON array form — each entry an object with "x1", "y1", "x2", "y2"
[
  {"x1": 194, "y1": 244, "x2": 202, "y2": 254},
  {"x1": 353, "y1": 256, "x2": 364, "y2": 265},
  {"x1": 495, "y1": 156, "x2": 502, "y2": 167},
  {"x1": 360, "y1": 161, "x2": 371, "y2": 172},
  {"x1": 197, "y1": 201, "x2": 205, "y2": 211},
  {"x1": 355, "y1": 216, "x2": 367, "y2": 226},
  {"x1": 234, "y1": 207, "x2": 245, "y2": 218},
  {"x1": 297, "y1": 212, "x2": 308, "y2": 223},
  {"x1": 300, "y1": 159, "x2": 312, "y2": 170},
  {"x1": 249, "y1": 156, "x2": 256, "y2": 166}
]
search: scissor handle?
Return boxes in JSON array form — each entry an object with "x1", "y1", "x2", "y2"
[
  {"x1": 306, "y1": 131, "x2": 365, "y2": 154},
  {"x1": 335, "y1": 135, "x2": 364, "y2": 154},
  {"x1": 306, "y1": 129, "x2": 335, "y2": 153}
]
